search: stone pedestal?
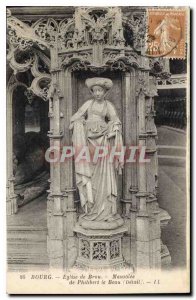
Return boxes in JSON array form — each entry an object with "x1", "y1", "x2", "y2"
[{"x1": 74, "y1": 225, "x2": 128, "y2": 268}]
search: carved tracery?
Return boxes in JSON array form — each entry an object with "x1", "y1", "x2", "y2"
[{"x1": 7, "y1": 7, "x2": 169, "y2": 74}]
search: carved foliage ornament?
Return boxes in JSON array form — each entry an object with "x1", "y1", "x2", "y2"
[
  {"x1": 7, "y1": 10, "x2": 52, "y2": 102},
  {"x1": 7, "y1": 8, "x2": 160, "y2": 74},
  {"x1": 61, "y1": 53, "x2": 92, "y2": 68},
  {"x1": 80, "y1": 239, "x2": 90, "y2": 259},
  {"x1": 123, "y1": 11, "x2": 147, "y2": 51},
  {"x1": 92, "y1": 242, "x2": 107, "y2": 260},
  {"x1": 7, "y1": 9, "x2": 49, "y2": 51},
  {"x1": 136, "y1": 77, "x2": 158, "y2": 97},
  {"x1": 149, "y1": 57, "x2": 171, "y2": 79},
  {"x1": 7, "y1": 49, "x2": 51, "y2": 101},
  {"x1": 7, "y1": 7, "x2": 153, "y2": 74},
  {"x1": 61, "y1": 7, "x2": 125, "y2": 50},
  {"x1": 29, "y1": 54, "x2": 51, "y2": 101},
  {"x1": 7, "y1": 46, "x2": 34, "y2": 75},
  {"x1": 110, "y1": 240, "x2": 120, "y2": 259},
  {"x1": 7, "y1": 7, "x2": 146, "y2": 52}
]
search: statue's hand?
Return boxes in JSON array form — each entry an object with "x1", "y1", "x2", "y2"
[
  {"x1": 69, "y1": 118, "x2": 85, "y2": 130},
  {"x1": 107, "y1": 131, "x2": 116, "y2": 139}
]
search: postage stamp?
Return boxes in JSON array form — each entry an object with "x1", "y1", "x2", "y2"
[{"x1": 146, "y1": 9, "x2": 187, "y2": 59}]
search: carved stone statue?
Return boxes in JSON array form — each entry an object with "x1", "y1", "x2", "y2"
[{"x1": 70, "y1": 77, "x2": 124, "y2": 230}]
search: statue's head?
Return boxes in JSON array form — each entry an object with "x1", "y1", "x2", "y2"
[{"x1": 85, "y1": 77, "x2": 113, "y2": 100}]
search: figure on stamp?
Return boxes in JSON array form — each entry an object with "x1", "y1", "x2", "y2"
[
  {"x1": 69, "y1": 77, "x2": 124, "y2": 230},
  {"x1": 154, "y1": 14, "x2": 181, "y2": 54}
]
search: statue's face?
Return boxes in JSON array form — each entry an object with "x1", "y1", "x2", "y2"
[{"x1": 92, "y1": 85, "x2": 105, "y2": 100}]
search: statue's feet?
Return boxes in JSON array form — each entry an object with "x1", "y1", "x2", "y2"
[{"x1": 79, "y1": 215, "x2": 124, "y2": 230}]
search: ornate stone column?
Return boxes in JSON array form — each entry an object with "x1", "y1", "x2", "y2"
[
  {"x1": 121, "y1": 69, "x2": 138, "y2": 267},
  {"x1": 47, "y1": 46, "x2": 64, "y2": 268},
  {"x1": 47, "y1": 50, "x2": 78, "y2": 269},
  {"x1": 135, "y1": 70, "x2": 161, "y2": 269},
  {"x1": 61, "y1": 67, "x2": 77, "y2": 268}
]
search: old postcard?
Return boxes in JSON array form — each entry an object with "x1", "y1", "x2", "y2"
[{"x1": 6, "y1": 5, "x2": 190, "y2": 294}]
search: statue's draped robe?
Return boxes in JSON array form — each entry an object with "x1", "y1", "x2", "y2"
[{"x1": 70, "y1": 99, "x2": 123, "y2": 224}]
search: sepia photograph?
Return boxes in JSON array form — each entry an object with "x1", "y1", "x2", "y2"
[{"x1": 5, "y1": 4, "x2": 190, "y2": 294}]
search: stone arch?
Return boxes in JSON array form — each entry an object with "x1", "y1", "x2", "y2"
[{"x1": 6, "y1": 49, "x2": 51, "y2": 215}]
